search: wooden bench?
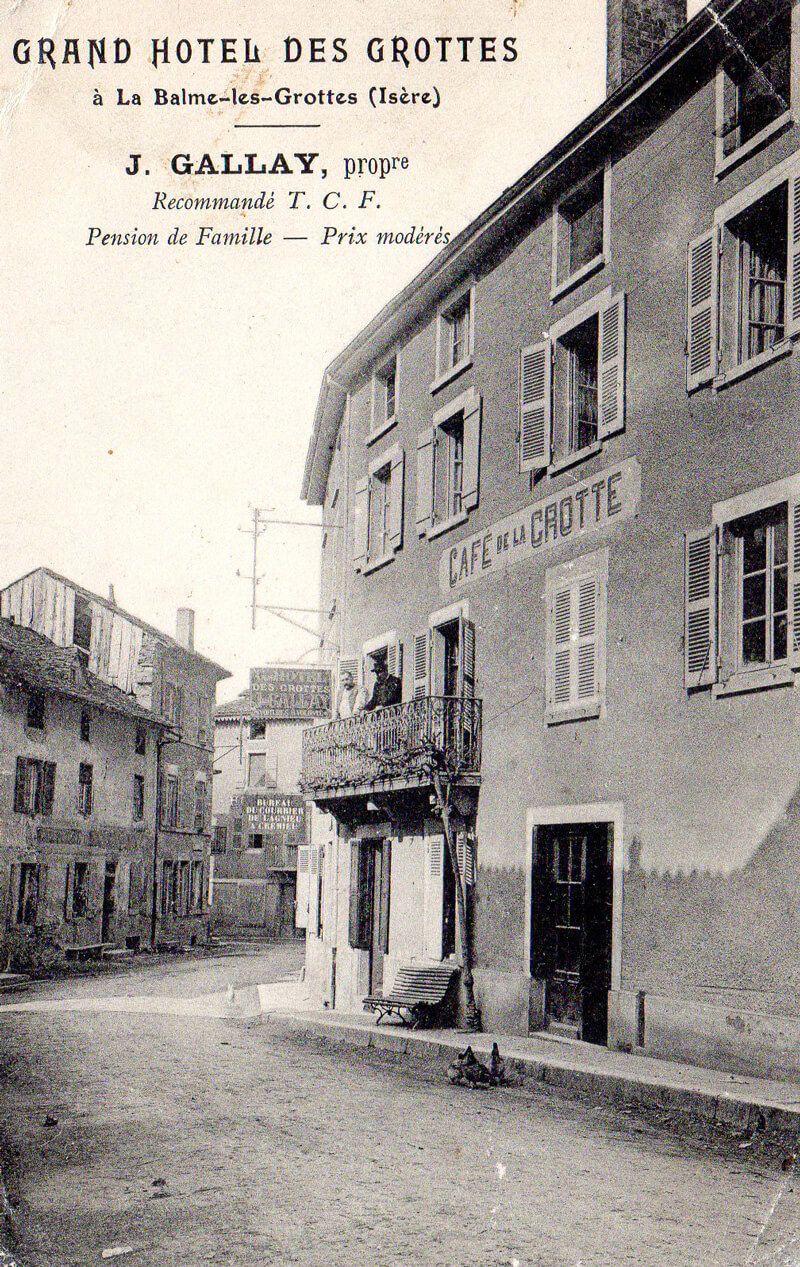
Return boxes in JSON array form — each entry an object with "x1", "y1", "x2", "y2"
[
  {"x1": 63, "y1": 943, "x2": 110, "y2": 963},
  {"x1": 363, "y1": 965, "x2": 457, "y2": 1029}
]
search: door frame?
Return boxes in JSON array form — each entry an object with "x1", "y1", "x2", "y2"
[{"x1": 524, "y1": 802, "x2": 624, "y2": 1007}]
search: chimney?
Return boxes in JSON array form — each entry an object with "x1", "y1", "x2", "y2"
[
  {"x1": 176, "y1": 607, "x2": 195, "y2": 651},
  {"x1": 108, "y1": 584, "x2": 116, "y2": 607},
  {"x1": 607, "y1": 0, "x2": 686, "y2": 95}
]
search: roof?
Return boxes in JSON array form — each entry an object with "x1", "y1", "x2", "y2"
[
  {"x1": 0, "y1": 618, "x2": 168, "y2": 726},
  {"x1": 302, "y1": 0, "x2": 750, "y2": 503},
  {"x1": 2, "y1": 568, "x2": 230, "y2": 680}
]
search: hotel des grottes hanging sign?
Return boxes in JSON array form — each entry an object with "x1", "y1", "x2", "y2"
[{"x1": 439, "y1": 458, "x2": 641, "y2": 594}]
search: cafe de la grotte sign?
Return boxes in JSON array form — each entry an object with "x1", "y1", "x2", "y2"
[{"x1": 439, "y1": 458, "x2": 641, "y2": 594}]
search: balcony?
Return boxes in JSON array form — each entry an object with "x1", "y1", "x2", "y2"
[{"x1": 301, "y1": 696, "x2": 482, "y2": 802}]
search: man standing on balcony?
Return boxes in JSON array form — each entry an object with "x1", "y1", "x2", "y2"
[
  {"x1": 363, "y1": 651, "x2": 401, "y2": 712},
  {"x1": 336, "y1": 668, "x2": 366, "y2": 718}
]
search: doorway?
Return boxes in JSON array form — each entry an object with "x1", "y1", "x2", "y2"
[
  {"x1": 530, "y1": 821, "x2": 613, "y2": 1044},
  {"x1": 351, "y1": 838, "x2": 391, "y2": 995},
  {"x1": 101, "y1": 861, "x2": 117, "y2": 943}
]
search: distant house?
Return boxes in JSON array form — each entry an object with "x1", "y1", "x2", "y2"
[
  {"x1": 0, "y1": 568, "x2": 230, "y2": 953},
  {"x1": 0, "y1": 617, "x2": 165, "y2": 964}
]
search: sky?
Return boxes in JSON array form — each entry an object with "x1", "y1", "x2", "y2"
[{"x1": 0, "y1": 0, "x2": 705, "y2": 700}]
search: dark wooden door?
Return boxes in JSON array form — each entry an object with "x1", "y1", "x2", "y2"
[
  {"x1": 101, "y1": 861, "x2": 116, "y2": 943},
  {"x1": 531, "y1": 822, "x2": 612, "y2": 1044}
]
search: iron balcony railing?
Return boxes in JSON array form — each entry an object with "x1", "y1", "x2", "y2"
[{"x1": 301, "y1": 695, "x2": 482, "y2": 794}]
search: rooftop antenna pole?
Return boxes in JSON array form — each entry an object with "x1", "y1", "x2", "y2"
[{"x1": 237, "y1": 507, "x2": 273, "y2": 630}]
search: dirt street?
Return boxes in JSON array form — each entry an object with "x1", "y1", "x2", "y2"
[{"x1": 0, "y1": 944, "x2": 795, "y2": 1266}]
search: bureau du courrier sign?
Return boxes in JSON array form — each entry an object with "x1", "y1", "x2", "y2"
[{"x1": 439, "y1": 458, "x2": 641, "y2": 593}]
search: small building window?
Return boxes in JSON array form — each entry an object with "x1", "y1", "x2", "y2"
[
  {"x1": 162, "y1": 773, "x2": 180, "y2": 830},
  {"x1": 213, "y1": 823, "x2": 227, "y2": 854},
  {"x1": 371, "y1": 356, "x2": 398, "y2": 438},
  {"x1": 353, "y1": 445, "x2": 405, "y2": 571},
  {"x1": 163, "y1": 682, "x2": 183, "y2": 729},
  {"x1": 553, "y1": 169, "x2": 607, "y2": 295},
  {"x1": 416, "y1": 388, "x2": 481, "y2": 539},
  {"x1": 78, "y1": 763, "x2": 93, "y2": 816},
  {"x1": 434, "y1": 287, "x2": 475, "y2": 387},
  {"x1": 72, "y1": 861, "x2": 89, "y2": 918},
  {"x1": 560, "y1": 315, "x2": 599, "y2": 456},
  {"x1": 26, "y1": 691, "x2": 45, "y2": 731},
  {"x1": 249, "y1": 832, "x2": 264, "y2": 850},
  {"x1": 73, "y1": 595, "x2": 92, "y2": 656},
  {"x1": 135, "y1": 724, "x2": 147, "y2": 756},
  {"x1": 247, "y1": 752, "x2": 268, "y2": 788},
  {"x1": 14, "y1": 758, "x2": 55, "y2": 816},
  {"x1": 133, "y1": 773, "x2": 145, "y2": 821},
  {"x1": 80, "y1": 708, "x2": 91, "y2": 743},
  {"x1": 16, "y1": 864, "x2": 40, "y2": 926},
  {"x1": 717, "y1": 7, "x2": 791, "y2": 170},
  {"x1": 194, "y1": 780, "x2": 206, "y2": 833}
]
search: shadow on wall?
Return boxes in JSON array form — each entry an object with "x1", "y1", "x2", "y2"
[
  {"x1": 472, "y1": 865, "x2": 526, "y2": 974},
  {"x1": 625, "y1": 777, "x2": 800, "y2": 1007}
]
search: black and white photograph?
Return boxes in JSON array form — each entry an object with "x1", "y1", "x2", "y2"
[{"x1": 2, "y1": 0, "x2": 800, "y2": 1262}]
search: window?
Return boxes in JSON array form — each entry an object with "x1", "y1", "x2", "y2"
[
  {"x1": 26, "y1": 691, "x2": 45, "y2": 731},
  {"x1": 13, "y1": 758, "x2": 55, "y2": 816},
  {"x1": 163, "y1": 682, "x2": 183, "y2": 729},
  {"x1": 135, "y1": 724, "x2": 147, "y2": 756},
  {"x1": 194, "y1": 779, "x2": 206, "y2": 833},
  {"x1": 80, "y1": 708, "x2": 91, "y2": 743},
  {"x1": 232, "y1": 816, "x2": 243, "y2": 850},
  {"x1": 353, "y1": 445, "x2": 405, "y2": 571},
  {"x1": 552, "y1": 169, "x2": 608, "y2": 296},
  {"x1": 161, "y1": 861, "x2": 175, "y2": 916},
  {"x1": 72, "y1": 861, "x2": 89, "y2": 918},
  {"x1": 16, "y1": 864, "x2": 40, "y2": 926},
  {"x1": 247, "y1": 752, "x2": 268, "y2": 788},
  {"x1": 685, "y1": 474, "x2": 800, "y2": 695},
  {"x1": 520, "y1": 292, "x2": 625, "y2": 474},
  {"x1": 416, "y1": 388, "x2": 481, "y2": 538},
  {"x1": 177, "y1": 860, "x2": 191, "y2": 915},
  {"x1": 162, "y1": 773, "x2": 180, "y2": 829},
  {"x1": 371, "y1": 356, "x2": 398, "y2": 439},
  {"x1": 213, "y1": 823, "x2": 227, "y2": 854},
  {"x1": 716, "y1": 7, "x2": 791, "y2": 172},
  {"x1": 545, "y1": 549, "x2": 608, "y2": 723},
  {"x1": 72, "y1": 595, "x2": 92, "y2": 656},
  {"x1": 133, "y1": 774, "x2": 145, "y2": 821},
  {"x1": 434, "y1": 287, "x2": 475, "y2": 387},
  {"x1": 249, "y1": 832, "x2": 264, "y2": 850},
  {"x1": 687, "y1": 163, "x2": 800, "y2": 390},
  {"x1": 191, "y1": 861, "x2": 204, "y2": 912},
  {"x1": 78, "y1": 763, "x2": 93, "y2": 816},
  {"x1": 128, "y1": 863, "x2": 141, "y2": 915},
  {"x1": 197, "y1": 694, "x2": 208, "y2": 746}
]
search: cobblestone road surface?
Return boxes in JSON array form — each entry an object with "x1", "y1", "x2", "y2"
[{"x1": 0, "y1": 945, "x2": 795, "y2": 1267}]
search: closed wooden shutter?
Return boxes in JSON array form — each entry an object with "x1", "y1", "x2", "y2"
[
  {"x1": 413, "y1": 633, "x2": 429, "y2": 698},
  {"x1": 684, "y1": 526, "x2": 718, "y2": 688},
  {"x1": 458, "y1": 619, "x2": 476, "y2": 700},
  {"x1": 296, "y1": 845, "x2": 309, "y2": 929},
  {"x1": 462, "y1": 395, "x2": 481, "y2": 510},
  {"x1": 338, "y1": 656, "x2": 360, "y2": 689},
  {"x1": 788, "y1": 168, "x2": 800, "y2": 340},
  {"x1": 423, "y1": 834, "x2": 444, "y2": 961},
  {"x1": 598, "y1": 293, "x2": 626, "y2": 439},
  {"x1": 519, "y1": 341, "x2": 551, "y2": 472},
  {"x1": 388, "y1": 449, "x2": 405, "y2": 550},
  {"x1": 789, "y1": 498, "x2": 800, "y2": 666},
  {"x1": 41, "y1": 762, "x2": 56, "y2": 817},
  {"x1": 353, "y1": 476, "x2": 369, "y2": 572},
  {"x1": 416, "y1": 428, "x2": 435, "y2": 535},
  {"x1": 348, "y1": 842, "x2": 360, "y2": 948},
  {"x1": 456, "y1": 831, "x2": 474, "y2": 887},
  {"x1": 547, "y1": 567, "x2": 603, "y2": 714},
  {"x1": 686, "y1": 228, "x2": 718, "y2": 390}
]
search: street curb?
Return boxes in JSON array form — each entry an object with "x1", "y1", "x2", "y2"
[{"x1": 268, "y1": 1013, "x2": 800, "y2": 1137}]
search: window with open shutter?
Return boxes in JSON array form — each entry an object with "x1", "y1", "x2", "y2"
[
  {"x1": 545, "y1": 550, "x2": 607, "y2": 723},
  {"x1": 388, "y1": 449, "x2": 405, "y2": 549},
  {"x1": 296, "y1": 845, "x2": 309, "y2": 930},
  {"x1": 519, "y1": 341, "x2": 551, "y2": 473},
  {"x1": 423, "y1": 834, "x2": 444, "y2": 961},
  {"x1": 461, "y1": 396, "x2": 481, "y2": 510},
  {"x1": 790, "y1": 497, "x2": 800, "y2": 665},
  {"x1": 684, "y1": 526, "x2": 718, "y2": 688},
  {"x1": 353, "y1": 476, "x2": 369, "y2": 572},
  {"x1": 788, "y1": 169, "x2": 800, "y2": 339},
  {"x1": 459, "y1": 619, "x2": 476, "y2": 700},
  {"x1": 598, "y1": 293, "x2": 625, "y2": 438},
  {"x1": 686, "y1": 229, "x2": 718, "y2": 390},
  {"x1": 416, "y1": 428, "x2": 435, "y2": 536},
  {"x1": 413, "y1": 632, "x2": 429, "y2": 698}
]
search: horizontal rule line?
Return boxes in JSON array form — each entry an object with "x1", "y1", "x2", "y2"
[
  {"x1": 233, "y1": 123, "x2": 322, "y2": 129},
  {"x1": 283, "y1": 236, "x2": 308, "y2": 241}
]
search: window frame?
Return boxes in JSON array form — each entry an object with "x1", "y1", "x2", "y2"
[
  {"x1": 432, "y1": 284, "x2": 475, "y2": 392},
  {"x1": 551, "y1": 166, "x2": 610, "y2": 301},
  {"x1": 26, "y1": 690, "x2": 46, "y2": 732},
  {"x1": 544, "y1": 548, "x2": 608, "y2": 725},
  {"x1": 78, "y1": 762, "x2": 93, "y2": 817},
  {"x1": 369, "y1": 353, "x2": 399, "y2": 443},
  {"x1": 353, "y1": 443, "x2": 405, "y2": 574},
  {"x1": 714, "y1": 5, "x2": 793, "y2": 178},
  {"x1": 16, "y1": 863, "x2": 40, "y2": 926},
  {"x1": 13, "y1": 757, "x2": 55, "y2": 816},
  {"x1": 80, "y1": 708, "x2": 91, "y2": 743},
  {"x1": 417, "y1": 387, "x2": 482, "y2": 540},
  {"x1": 133, "y1": 773, "x2": 145, "y2": 821}
]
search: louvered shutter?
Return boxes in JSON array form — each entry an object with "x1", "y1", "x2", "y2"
[
  {"x1": 686, "y1": 229, "x2": 718, "y2": 390},
  {"x1": 550, "y1": 587, "x2": 573, "y2": 708},
  {"x1": 576, "y1": 577, "x2": 599, "y2": 703},
  {"x1": 353, "y1": 476, "x2": 369, "y2": 572},
  {"x1": 423, "y1": 834, "x2": 444, "y2": 961},
  {"x1": 338, "y1": 656, "x2": 360, "y2": 689},
  {"x1": 788, "y1": 498, "x2": 800, "y2": 665},
  {"x1": 459, "y1": 618, "x2": 476, "y2": 700},
  {"x1": 413, "y1": 633, "x2": 429, "y2": 699},
  {"x1": 598, "y1": 293, "x2": 626, "y2": 439},
  {"x1": 787, "y1": 168, "x2": 800, "y2": 339},
  {"x1": 41, "y1": 763, "x2": 56, "y2": 816},
  {"x1": 684, "y1": 526, "x2": 718, "y2": 688},
  {"x1": 456, "y1": 831, "x2": 474, "y2": 887},
  {"x1": 388, "y1": 449, "x2": 405, "y2": 550},
  {"x1": 34, "y1": 865, "x2": 48, "y2": 926},
  {"x1": 519, "y1": 341, "x2": 551, "y2": 473},
  {"x1": 416, "y1": 428, "x2": 435, "y2": 535},
  {"x1": 378, "y1": 839, "x2": 392, "y2": 954},
  {"x1": 348, "y1": 843, "x2": 360, "y2": 948},
  {"x1": 386, "y1": 638, "x2": 403, "y2": 684},
  {"x1": 308, "y1": 846, "x2": 320, "y2": 936},
  {"x1": 296, "y1": 845, "x2": 309, "y2": 929},
  {"x1": 462, "y1": 396, "x2": 482, "y2": 510}
]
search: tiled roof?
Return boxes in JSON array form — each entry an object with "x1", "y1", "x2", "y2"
[
  {"x1": 215, "y1": 691, "x2": 255, "y2": 722},
  {"x1": 0, "y1": 618, "x2": 166, "y2": 726}
]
